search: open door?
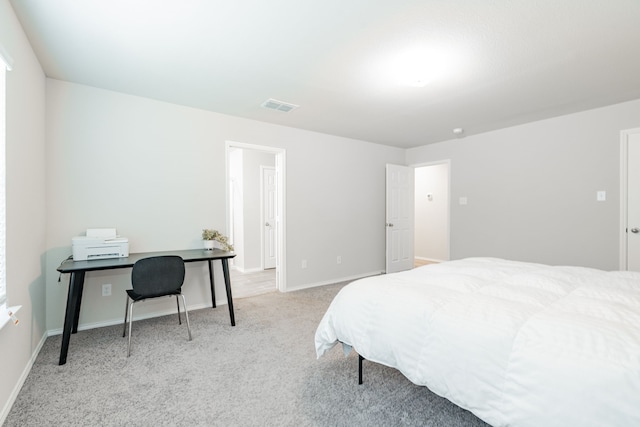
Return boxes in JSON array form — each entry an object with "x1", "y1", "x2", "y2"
[
  {"x1": 262, "y1": 166, "x2": 277, "y2": 269},
  {"x1": 386, "y1": 164, "x2": 415, "y2": 273},
  {"x1": 622, "y1": 129, "x2": 640, "y2": 271}
]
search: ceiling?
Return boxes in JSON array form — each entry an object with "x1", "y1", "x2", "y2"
[{"x1": 9, "y1": 0, "x2": 640, "y2": 148}]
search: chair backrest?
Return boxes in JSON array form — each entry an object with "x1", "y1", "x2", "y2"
[{"x1": 131, "y1": 256, "x2": 186, "y2": 297}]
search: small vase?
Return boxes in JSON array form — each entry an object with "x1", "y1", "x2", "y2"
[{"x1": 203, "y1": 240, "x2": 215, "y2": 250}]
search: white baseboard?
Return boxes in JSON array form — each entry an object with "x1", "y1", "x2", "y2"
[
  {"x1": 285, "y1": 270, "x2": 384, "y2": 292},
  {"x1": 46, "y1": 301, "x2": 226, "y2": 336},
  {"x1": 232, "y1": 266, "x2": 263, "y2": 274},
  {"x1": 0, "y1": 331, "x2": 47, "y2": 425}
]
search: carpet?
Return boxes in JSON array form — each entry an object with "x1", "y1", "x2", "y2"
[{"x1": 4, "y1": 282, "x2": 489, "y2": 426}]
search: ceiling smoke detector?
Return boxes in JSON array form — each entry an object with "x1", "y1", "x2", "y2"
[{"x1": 261, "y1": 98, "x2": 299, "y2": 113}]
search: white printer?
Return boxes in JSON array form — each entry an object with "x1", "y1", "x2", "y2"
[{"x1": 72, "y1": 228, "x2": 129, "y2": 261}]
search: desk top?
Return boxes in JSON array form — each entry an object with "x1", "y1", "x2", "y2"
[{"x1": 57, "y1": 248, "x2": 236, "y2": 273}]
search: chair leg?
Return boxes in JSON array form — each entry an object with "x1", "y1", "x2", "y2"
[
  {"x1": 179, "y1": 294, "x2": 192, "y2": 341},
  {"x1": 176, "y1": 295, "x2": 182, "y2": 325},
  {"x1": 122, "y1": 295, "x2": 130, "y2": 338},
  {"x1": 127, "y1": 301, "x2": 135, "y2": 357}
]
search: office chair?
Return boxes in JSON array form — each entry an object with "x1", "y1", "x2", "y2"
[{"x1": 122, "y1": 255, "x2": 192, "y2": 356}]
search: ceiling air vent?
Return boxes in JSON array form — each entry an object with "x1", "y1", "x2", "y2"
[{"x1": 261, "y1": 98, "x2": 299, "y2": 113}]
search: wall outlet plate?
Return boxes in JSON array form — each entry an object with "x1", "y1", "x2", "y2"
[{"x1": 102, "y1": 284, "x2": 112, "y2": 297}]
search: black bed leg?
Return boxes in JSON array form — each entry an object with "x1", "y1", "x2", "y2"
[{"x1": 358, "y1": 354, "x2": 364, "y2": 385}]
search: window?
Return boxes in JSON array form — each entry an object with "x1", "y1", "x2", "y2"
[{"x1": 0, "y1": 45, "x2": 11, "y2": 310}]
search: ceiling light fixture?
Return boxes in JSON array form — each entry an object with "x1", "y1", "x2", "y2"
[
  {"x1": 372, "y1": 45, "x2": 464, "y2": 88},
  {"x1": 408, "y1": 79, "x2": 429, "y2": 88},
  {"x1": 395, "y1": 47, "x2": 447, "y2": 87}
]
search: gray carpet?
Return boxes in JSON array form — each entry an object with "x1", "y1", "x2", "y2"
[{"x1": 4, "y1": 283, "x2": 489, "y2": 426}]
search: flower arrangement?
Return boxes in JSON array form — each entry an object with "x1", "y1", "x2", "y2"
[{"x1": 201, "y1": 229, "x2": 234, "y2": 251}]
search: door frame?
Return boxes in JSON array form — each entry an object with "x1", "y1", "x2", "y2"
[
  {"x1": 619, "y1": 128, "x2": 640, "y2": 270},
  {"x1": 226, "y1": 141, "x2": 287, "y2": 291},
  {"x1": 410, "y1": 159, "x2": 451, "y2": 263}
]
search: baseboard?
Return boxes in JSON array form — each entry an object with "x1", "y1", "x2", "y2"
[
  {"x1": 232, "y1": 266, "x2": 263, "y2": 274},
  {"x1": 0, "y1": 331, "x2": 47, "y2": 425},
  {"x1": 46, "y1": 300, "x2": 226, "y2": 336},
  {"x1": 285, "y1": 271, "x2": 384, "y2": 292}
]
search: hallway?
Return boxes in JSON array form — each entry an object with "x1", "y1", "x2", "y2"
[{"x1": 231, "y1": 268, "x2": 277, "y2": 299}]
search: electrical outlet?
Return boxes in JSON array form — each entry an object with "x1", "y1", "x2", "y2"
[
  {"x1": 102, "y1": 284, "x2": 112, "y2": 297},
  {"x1": 337, "y1": 256, "x2": 342, "y2": 264}
]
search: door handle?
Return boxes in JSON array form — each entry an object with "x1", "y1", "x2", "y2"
[
  {"x1": 265, "y1": 222, "x2": 270, "y2": 227},
  {"x1": 631, "y1": 228, "x2": 640, "y2": 234},
  {"x1": 386, "y1": 223, "x2": 394, "y2": 227}
]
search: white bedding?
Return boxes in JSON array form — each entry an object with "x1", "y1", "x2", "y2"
[{"x1": 315, "y1": 258, "x2": 640, "y2": 427}]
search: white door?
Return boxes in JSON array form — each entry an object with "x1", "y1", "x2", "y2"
[
  {"x1": 625, "y1": 131, "x2": 640, "y2": 271},
  {"x1": 386, "y1": 164, "x2": 415, "y2": 273},
  {"x1": 262, "y1": 166, "x2": 277, "y2": 269}
]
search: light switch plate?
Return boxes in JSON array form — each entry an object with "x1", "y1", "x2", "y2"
[{"x1": 597, "y1": 191, "x2": 606, "y2": 201}]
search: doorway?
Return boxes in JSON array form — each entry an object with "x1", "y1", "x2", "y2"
[
  {"x1": 226, "y1": 142, "x2": 286, "y2": 294},
  {"x1": 385, "y1": 161, "x2": 450, "y2": 273},
  {"x1": 414, "y1": 161, "x2": 450, "y2": 265}
]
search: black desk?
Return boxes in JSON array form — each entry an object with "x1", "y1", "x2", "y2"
[{"x1": 56, "y1": 249, "x2": 237, "y2": 365}]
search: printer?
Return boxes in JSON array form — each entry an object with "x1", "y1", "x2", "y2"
[{"x1": 72, "y1": 228, "x2": 129, "y2": 261}]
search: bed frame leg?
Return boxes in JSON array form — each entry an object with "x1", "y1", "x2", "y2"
[{"x1": 358, "y1": 354, "x2": 364, "y2": 385}]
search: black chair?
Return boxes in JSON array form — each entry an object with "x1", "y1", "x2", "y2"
[{"x1": 122, "y1": 255, "x2": 192, "y2": 356}]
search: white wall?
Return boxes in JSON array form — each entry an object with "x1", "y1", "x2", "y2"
[
  {"x1": 45, "y1": 79, "x2": 405, "y2": 332},
  {"x1": 406, "y1": 99, "x2": 640, "y2": 270},
  {"x1": 414, "y1": 164, "x2": 449, "y2": 262},
  {"x1": 0, "y1": 0, "x2": 47, "y2": 422}
]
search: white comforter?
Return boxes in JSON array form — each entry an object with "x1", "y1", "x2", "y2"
[{"x1": 315, "y1": 258, "x2": 640, "y2": 427}]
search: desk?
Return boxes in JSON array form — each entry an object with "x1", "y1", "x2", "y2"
[{"x1": 56, "y1": 248, "x2": 237, "y2": 365}]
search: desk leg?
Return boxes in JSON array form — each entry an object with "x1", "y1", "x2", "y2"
[
  {"x1": 221, "y1": 258, "x2": 235, "y2": 326},
  {"x1": 71, "y1": 274, "x2": 85, "y2": 333},
  {"x1": 59, "y1": 271, "x2": 84, "y2": 365},
  {"x1": 207, "y1": 260, "x2": 216, "y2": 308}
]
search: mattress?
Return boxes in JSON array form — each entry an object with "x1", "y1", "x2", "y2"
[{"x1": 315, "y1": 257, "x2": 640, "y2": 427}]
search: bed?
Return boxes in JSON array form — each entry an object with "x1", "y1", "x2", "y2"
[{"x1": 315, "y1": 257, "x2": 640, "y2": 427}]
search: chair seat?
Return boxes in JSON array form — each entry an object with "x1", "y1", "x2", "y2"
[{"x1": 126, "y1": 288, "x2": 181, "y2": 301}]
